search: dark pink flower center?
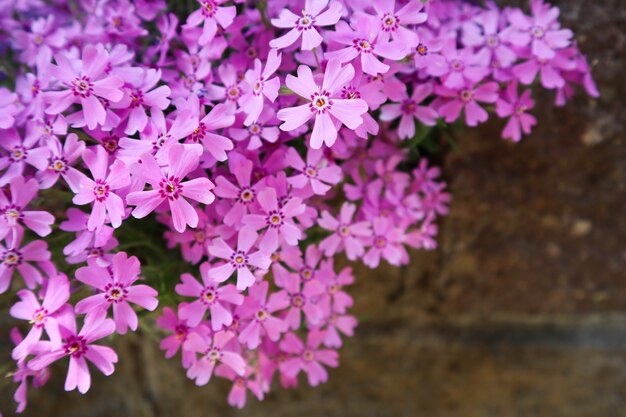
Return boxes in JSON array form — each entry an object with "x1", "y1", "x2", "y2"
[
  {"x1": 302, "y1": 350, "x2": 315, "y2": 362},
  {"x1": 175, "y1": 324, "x2": 189, "y2": 341},
  {"x1": 255, "y1": 308, "x2": 269, "y2": 321},
  {"x1": 381, "y1": 13, "x2": 399, "y2": 32},
  {"x1": 531, "y1": 25, "x2": 545, "y2": 39},
  {"x1": 416, "y1": 44, "x2": 428, "y2": 56},
  {"x1": 49, "y1": 157, "x2": 68, "y2": 173},
  {"x1": 338, "y1": 225, "x2": 350, "y2": 237},
  {"x1": 239, "y1": 188, "x2": 255, "y2": 204},
  {"x1": 190, "y1": 123, "x2": 207, "y2": 143},
  {"x1": 9, "y1": 146, "x2": 26, "y2": 162},
  {"x1": 64, "y1": 336, "x2": 87, "y2": 358},
  {"x1": 401, "y1": 99, "x2": 417, "y2": 115},
  {"x1": 159, "y1": 176, "x2": 183, "y2": 200},
  {"x1": 201, "y1": 0, "x2": 217, "y2": 18},
  {"x1": 374, "y1": 236, "x2": 387, "y2": 248},
  {"x1": 201, "y1": 287, "x2": 218, "y2": 305},
  {"x1": 450, "y1": 59, "x2": 465, "y2": 72},
  {"x1": 230, "y1": 250, "x2": 249, "y2": 269},
  {"x1": 71, "y1": 76, "x2": 94, "y2": 98},
  {"x1": 291, "y1": 293, "x2": 305, "y2": 308},
  {"x1": 486, "y1": 34, "x2": 500, "y2": 48},
  {"x1": 248, "y1": 123, "x2": 263, "y2": 135},
  {"x1": 93, "y1": 179, "x2": 110, "y2": 202},
  {"x1": 353, "y1": 38, "x2": 374, "y2": 53},
  {"x1": 299, "y1": 267, "x2": 314, "y2": 281},
  {"x1": 1, "y1": 249, "x2": 22, "y2": 267},
  {"x1": 266, "y1": 210, "x2": 284, "y2": 228},
  {"x1": 129, "y1": 90, "x2": 144, "y2": 108},
  {"x1": 304, "y1": 165, "x2": 318, "y2": 178},
  {"x1": 460, "y1": 89, "x2": 474, "y2": 102},
  {"x1": 31, "y1": 307, "x2": 49, "y2": 327},
  {"x1": 252, "y1": 78, "x2": 265, "y2": 95},
  {"x1": 2, "y1": 204, "x2": 23, "y2": 224},
  {"x1": 296, "y1": 13, "x2": 315, "y2": 30},
  {"x1": 309, "y1": 91, "x2": 332, "y2": 114},
  {"x1": 31, "y1": 80, "x2": 40, "y2": 98},
  {"x1": 104, "y1": 283, "x2": 128, "y2": 303},
  {"x1": 154, "y1": 133, "x2": 171, "y2": 150},
  {"x1": 341, "y1": 86, "x2": 360, "y2": 100}
]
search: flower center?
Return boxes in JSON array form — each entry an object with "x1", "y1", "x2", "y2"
[
  {"x1": 71, "y1": 76, "x2": 94, "y2": 98},
  {"x1": 93, "y1": 179, "x2": 110, "y2": 202},
  {"x1": 381, "y1": 13, "x2": 399, "y2": 32},
  {"x1": 105, "y1": 283, "x2": 127, "y2": 303},
  {"x1": 401, "y1": 99, "x2": 417, "y2": 115},
  {"x1": 239, "y1": 188, "x2": 255, "y2": 203},
  {"x1": 103, "y1": 137, "x2": 119, "y2": 153},
  {"x1": 297, "y1": 13, "x2": 315, "y2": 30},
  {"x1": 208, "y1": 348, "x2": 221, "y2": 362},
  {"x1": 202, "y1": 288, "x2": 217, "y2": 304},
  {"x1": 338, "y1": 225, "x2": 350, "y2": 237},
  {"x1": 226, "y1": 85, "x2": 241, "y2": 101},
  {"x1": 253, "y1": 79, "x2": 264, "y2": 95},
  {"x1": 33, "y1": 35, "x2": 44, "y2": 45},
  {"x1": 374, "y1": 236, "x2": 387, "y2": 248},
  {"x1": 341, "y1": 86, "x2": 360, "y2": 100},
  {"x1": 450, "y1": 59, "x2": 465, "y2": 72},
  {"x1": 129, "y1": 90, "x2": 144, "y2": 108},
  {"x1": 302, "y1": 350, "x2": 315, "y2": 362},
  {"x1": 267, "y1": 210, "x2": 283, "y2": 227},
  {"x1": 64, "y1": 336, "x2": 87, "y2": 357},
  {"x1": 304, "y1": 165, "x2": 318, "y2": 178},
  {"x1": 190, "y1": 122, "x2": 207, "y2": 143},
  {"x1": 3, "y1": 205, "x2": 22, "y2": 224},
  {"x1": 255, "y1": 309, "x2": 269, "y2": 321},
  {"x1": 486, "y1": 34, "x2": 500, "y2": 47},
  {"x1": 291, "y1": 294, "x2": 305, "y2": 308},
  {"x1": 175, "y1": 324, "x2": 189, "y2": 341},
  {"x1": 531, "y1": 26, "x2": 545, "y2": 39},
  {"x1": 416, "y1": 44, "x2": 428, "y2": 56},
  {"x1": 10, "y1": 146, "x2": 26, "y2": 162},
  {"x1": 460, "y1": 89, "x2": 474, "y2": 102},
  {"x1": 159, "y1": 176, "x2": 183, "y2": 200},
  {"x1": 231, "y1": 251, "x2": 248, "y2": 268},
  {"x1": 201, "y1": 0, "x2": 217, "y2": 17},
  {"x1": 49, "y1": 157, "x2": 68, "y2": 173},
  {"x1": 300, "y1": 267, "x2": 314, "y2": 281},
  {"x1": 353, "y1": 38, "x2": 373, "y2": 53},
  {"x1": 248, "y1": 123, "x2": 262, "y2": 135},
  {"x1": 2, "y1": 249, "x2": 22, "y2": 267},
  {"x1": 31, "y1": 307, "x2": 49, "y2": 326},
  {"x1": 309, "y1": 91, "x2": 332, "y2": 114}
]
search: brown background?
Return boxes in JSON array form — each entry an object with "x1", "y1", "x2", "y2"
[{"x1": 1, "y1": 0, "x2": 625, "y2": 415}]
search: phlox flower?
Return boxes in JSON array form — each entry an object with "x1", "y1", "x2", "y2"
[
  {"x1": 126, "y1": 143, "x2": 215, "y2": 233},
  {"x1": 10, "y1": 328, "x2": 51, "y2": 413},
  {"x1": 318, "y1": 202, "x2": 371, "y2": 260},
  {"x1": 237, "y1": 281, "x2": 288, "y2": 349},
  {"x1": 9, "y1": 273, "x2": 70, "y2": 360},
  {"x1": 273, "y1": 264, "x2": 325, "y2": 329},
  {"x1": 186, "y1": 0, "x2": 236, "y2": 46},
  {"x1": 28, "y1": 310, "x2": 118, "y2": 394},
  {"x1": 119, "y1": 68, "x2": 172, "y2": 135},
  {"x1": 240, "y1": 49, "x2": 282, "y2": 126},
  {"x1": 157, "y1": 306, "x2": 196, "y2": 368},
  {"x1": 380, "y1": 83, "x2": 439, "y2": 139},
  {"x1": 496, "y1": 81, "x2": 537, "y2": 142},
  {"x1": 0, "y1": 229, "x2": 50, "y2": 293},
  {"x1": 37, "y1": 133, "x2": 86, "y2": 191},
  {"x1": 277, "y1": 59, "x2": 368, "y2": 149},
  {"x1": 215, "y1": 365, "x2": 264, "y2": 409},
  {"x1": 0, "y1": 88, "x2": 19, "y2": 129},
  {"x1": 428, "y1": 39, "x2": 491, "y2": 89},
  {"x1": 371, "y1": 0, "x2": 427, "y2": 46},
  {"x1": 362, "y1": 217, "x2": 408, "y2": 268},
  {"x1": 0, "y1": 176, "x2": 55, "y2": 241},
  {"x1": 184, "y1": 328, "x2": 246, "y2": 385},
  {"x1": 242, "y1": 187, "x2": 305, "y2": 252},
  {"x1": 323, "y1": 313, "x2": 357, "y2": 348},
  {"x1": 270, "y1": 0, "x2": 343, "y2": 51},
  {"x1": 73, "y1": 146, "x2": 130, "y2": 231},
  {"x1": 279, "y1": 330, "x2": 338, "y2": 386},
  {"x1": 0, "y1": 128, "x2": 49, "y2": 186},
  {"x1": 207, "y1": 227, "x2": 271, "y2": 291},
  {"x1": 187, "y1": 101, "x2": 234, "y2": 162},
  {"x1": 176, "y1": 262, "x2": 244, "y2": 329},
  {"x1": 436, "y1": 82, "x2": 500, "y2": 127},
  {"x1": 44, "y1": 45, "x2": 124, "y2": 129},
  {"x1": 229, "y1": 108, "x2": 280, "y2": 150},
  {"x1": 75, "y1": 252, "x2": 158, "y2": 334},
  {"x1": 285, "y1": 147, "x2": 342, "y2": 195}
]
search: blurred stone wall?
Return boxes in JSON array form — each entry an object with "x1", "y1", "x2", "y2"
[{"x1": 1, "y1": 0, "x2": 625, "y2": 416}]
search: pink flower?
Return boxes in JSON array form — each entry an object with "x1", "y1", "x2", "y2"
[
  {"x1": 28, "y1": 310, "x2": 118, "y2": 394},
  {"x1": 436, "y1": 82, "x2": 500, "y2": 127},
  {"x1": 496, "y1": 81, "x2": 537, "y2": 142},
  {"x1": 9, "y1": 273, "x2": 70, "y2": 360},
  {"x1": 126, "y1": 143, "x2": 215, "y2": 233},
  {"x1": 44, "y1": 45, "x2": 124, "y2": 129},
  {"x1": 119, "y1": 68, "x2": 172, "y2": 135},
  {"x1": 73, "y1": 146, "x2": 130, "y2": 231},
  {"x1": 318, "y1": 203, "x2": 371, "y2": 260},
  {"x1": 229, "y1": 108, "x2": 280, "y2": 150},
  {"x1": 240, "y1": 49, "x2": 282, "y2": 126},
  {"x1": 325, "y1": 17, "x2": 407, "y2": 75},
  {"x1": 214, "y1": 366, "x2": 264, "y2": 408},
  {"x1": 75, "y1": 252, "x2": 159, "y2": 334},
  {"x1": 279, "y1": 330, "x2": 338, "y2": 386},
  {"x1": 176, "y1": 262, "x2": 244, "y2": 329},
  {"x1": 237, "y1": 281, "x2": 288, "y2": 349},
  {"x1": 0, "y1": 176, "x2": 55, "y2": 240},
  {"x1": 156, "y1": 306, "x2": 196, "y2": 368},
  {"x1": 362, "y1": 217, "x2": 408, "y2": 268},
  {"x1": 273, "y1": 264, "x2": 325, "y2": 329},
  {"x1": 277, "y1": 59, "x2": 368, "y2": 148},
  {"x1": 380, "y1": 83, "x2": 438, "y2": 139},
  {"x1": 0, "y1": 88, "x2": 19, "y2": 129},
  {"x1": 186, "y1": 0, "x2": 236, "y2": 46},
  {"x1": 0, "y1": 128, "x2": 49, "y2": 186},
  {"x1": 0, "y1": 229, "x2": 50, "y2": 293},
  {"x1": 215, "y1": 156, "x2": 266, "y2": 226},
  {"x1": 184, "y1": 328, "x2": 246, "y2": 385},
  {"x1": 270, "y1": 0, "x2": 343, "y2": 51},
  {"x1": 207, "y1": 227, "x2": 271, "y2": 291},
  {"x1": 37, "y1": 133, "x2": 86, "y2": 191},
  {"x1": 242, "y1": 187, "x2": 305, "y2": 252},
  {"x1": 285, "y1": 147, "x2": 342, "y2": 195},
  {"x1": 371, "y1": 0, "x2": 427, "y2": 46},
  {"x1": 428, "y1": 39, "x2": 490, "y2": 89},
  {"x1": 323, "y1": 313, "x2": 357, "y2": 348},
  {"x1": 187, "y1": 100, "x2": 234, "y2": 162}
]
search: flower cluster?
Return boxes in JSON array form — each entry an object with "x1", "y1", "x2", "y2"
[{"x1": 0, "y1": 0, "x2": 596, "y2": 412}]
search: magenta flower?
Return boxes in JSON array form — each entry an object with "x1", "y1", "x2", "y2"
[
  {"x1": 323, "y1": 313, "x2": 357, "y2": 348},
  {"x1": 242, "y1": 187, "x2": 305, "y2": 252},
  {"x1": 496, "y1": 82, "x2": 537, "y2": 142},
  {"x1": 186, "y1": 0, "x2": 236, "y2": 46},
  {"x1": 0, "y1": 229, "x2": 50, "y2": 293},
  {"x1": 207, "y1": 227, "x2": 271, "y2": 291},
  {"x1": 279, "y1": 330, "x2": 338, "y2": 386},
  {"x1": 277, "y1": 59, "x2": 368, "y2": 149},
  {"x1": 285, "y1": 147, "x2": 342, "y2": 195},
  {"x1": 505, "y1": 0, "x2": 573, "y2": 60},
  {"x1": 126, "y1": 143, "x2": 215, "y2": 233},
  {"x1": 362, "y1": 217, "x2": 408, "y2": 268},
  {"x1": 9, "y1": 273, "x2": 70, "y2": 360},
  {"x1": 215, "y1": 366, "x2": 264, "y2": 409},
  {"x1": 240, "y1": 49, "x2": 281, "y2": 126},
  {"x1": 325, "y1": 17, "x2": 407, "y2": 75},
  {"x1": 73, "y1": 146, "x2": 130, "y2": 231},
  {"x1": 156, "y1": 306, "x2": 196, "y2": 368},
  {"x1": 0, "y1": 176, "x2": 55, "y2": 241},
  {"x1": 273, "y1": 264, "x2": 325, "y2": 329},
  {"x1": 463, "y1": 9, "x2": 517, "y2": 68},
  {"x1": 428, "y1": 39, "x2": 490, "y2": 89},
  {"x1": 37, "y1": 133, "x2": 86, "y2": 191},
  {"x1": 119, "y1": 68, "x2": 172, "y2": 135},
  {"x1": 436, "y1": 82, "x2": 500, "y2": 127},
  {"x1": 371, "y1": 0, "x2": 427, "y2": 46},
  {"x1": 75, "y1": 252, "x2": 159, "y2": 334},
  {"x1": 229, "y1": 108, "x2": 280, "y2": 150},
  {"x1": 380, "y1": 83, "x2": 438, "y2": 139},
  {"x1": 28, "y1": 310, "x2": 118, "y2": 394},
  {"x1": 270, "y1": 0, "x2": 343, "y2": 51},
  {"x1": 44, "y1": 45, "x2": 124, "y2": 129},
  {"x1": 0, "y1": 88, "x2": 19, "y2": 129},
  {"x1": 187, "y1": 102, "x2": 234, "y2": 162},
  {"x1": 318, "y1": 203, "x2": 372, "y2": 260},
  {"x1": 237, "y1": 281, "x2": 288, "y2": 349},
  {"x1": 10, "y1": 328, "x2": 51, "y2": 413},
  {"x1": 0, "y1": 128, "x2": 49, "y2": 186},
  {"x1": 215, "y1": 156, "x2": 266, "y2": 226},
  {"x1": 184, "y1": 328, "x2": 246, "y2": 385},
  {"x1": 176, "y1": 262, "x2": 244, "y2": 329}
]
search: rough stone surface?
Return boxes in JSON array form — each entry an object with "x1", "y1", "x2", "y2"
[{"x1": 1, "y1": 1, "x2": 625, "y2": 416}]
